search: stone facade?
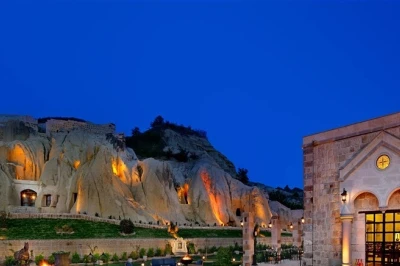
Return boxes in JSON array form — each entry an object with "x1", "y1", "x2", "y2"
[{"x1": 303, "y1": 112, "x2": 400, "y2": 266}]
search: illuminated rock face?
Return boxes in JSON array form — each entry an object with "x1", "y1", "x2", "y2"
[{"x1": 0, "y1": 122, "x2": 273, "y2": 225}]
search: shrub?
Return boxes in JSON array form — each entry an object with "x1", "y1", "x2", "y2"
[
  {"x1": 111, "y1": 253, "x2": 119, "y2": 262},
  {"x1": 101, "y1": 252, "x2": 111, "y2": 263},
  {"x1": 47, "y1": 254, "x2": 55, "y2": 265},
  {"x1": 209, "y1": 246, "x2": 218, "y2": 253},
  {"x1": 139, "y1": 248, "x2": 146, "y2": 258},
  {"x1": 120, "y1": 219, "x2": 134, "y2": 234},
  {"x1": 165, "y1": 243, "x2": 173, "y2": 255},
  {"x1": 71, "y1": 252, "x2": 81, "y2": 263},
  {"x1": 82, "y1": 255, "x2": 91, "y2": 263},
  {"x1": 146, "y1": 248, "x2": 154, "y2": 257},
  {"x1": 256, "y1": 252, "x2": 264, "y2": 263},
  {"x1": 129, "y1": 250, "x2": 139, "y2": 260},
  {"x1": 5, "y1": 256, "x2": 15, "y2": 266},
  {"x1": 155, "y1": 247, "x2": 163, "y2": 257},
  {"x1": 120, "y1": 252, "x2": 128, "y2": 261},
  {"x1": 35, "y1": 254, "x2": 45, "y2": 265},
  {"x1": 187, "y1": 242, "x2": 196, "y2": 254},
  {"x1": 92, "y1": 253, "x2": 101, "y2": 263},
  {"x1": 215, "y1": 247, "x2": 231, "y2": 266}
]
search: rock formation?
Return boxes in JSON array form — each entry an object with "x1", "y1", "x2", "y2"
[{"x1": 0, "y1": 116, "x2": 273, "y2": 226}]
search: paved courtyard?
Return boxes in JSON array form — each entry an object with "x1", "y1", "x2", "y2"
[{"x1": 257, "y1": 259, "x2": 303, "y2": 266}]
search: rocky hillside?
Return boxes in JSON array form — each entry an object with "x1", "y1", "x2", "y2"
[
  {"x1": 0, "y1": 116, "x2": 275, "y2": 227},
  {"x1": 127, "y1": 116, "x2": 304, "y2": 210},
  {"x1": 252, "y1": 182, "x2": 304, "y2": 210}
]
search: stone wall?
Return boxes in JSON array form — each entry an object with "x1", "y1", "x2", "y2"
[
  {"x1": 302, "y1": 112, "x2": 400, "y2": 266},
  {"x1": 44, "y1": 119, "x2": 115, "y2": 136},
  {"x1": 0, "y1": 237, "x2": 293, "y2": 263},
  {"x1": 2, "y1": 213, "x2": 293, "y2": 263},
  {"x1": 0, "y1": 115, "x2": 38, "y2": 140}
]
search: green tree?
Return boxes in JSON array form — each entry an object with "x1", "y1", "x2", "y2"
[
  {"x1": 237, "y1": 168, "x2": 249, "y2": 184},
  {"x1": 150, "y1": 115, "x2": 164, "y2": 128},
  {"x1": 131, "y1": 127, "x2": 141, "y2": 137},
  {"x1": 215, "y1": 247, "x2": 232, "y2": 266}
]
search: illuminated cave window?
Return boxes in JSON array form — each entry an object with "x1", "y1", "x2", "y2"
[{"x1": 20, "y1": 189, "x2": 37, "y2": 207}]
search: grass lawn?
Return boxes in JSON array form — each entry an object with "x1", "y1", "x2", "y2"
[
  {"x1": 2, "y1": 219, "x2": 245, "y2": 240},
  {"x1": 1, "y1": 219, "x2": 286, "y2": 240}
]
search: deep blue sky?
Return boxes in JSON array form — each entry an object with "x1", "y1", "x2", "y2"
[{"x1": 1, "y1": 0, "x2": 400, "y2": 189}]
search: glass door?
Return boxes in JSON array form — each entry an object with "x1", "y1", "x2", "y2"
[{"x1": 365, "y1": 212, "x2": 400, "y2": 266}]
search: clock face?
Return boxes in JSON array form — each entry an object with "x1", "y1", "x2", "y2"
[{"x1": 376, "y1": 155, "x2": 390, "y2": 170}]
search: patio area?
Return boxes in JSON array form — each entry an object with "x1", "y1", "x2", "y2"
[{"x1": 257, "y1": 259, "x2": 303, "y2": 266}]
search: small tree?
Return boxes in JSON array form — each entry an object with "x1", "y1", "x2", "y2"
[
  {"x1": 131, "y1": 127, "x2": 141, "y2": 137},
  {"x1": 237, "y1": 168, "x2": 249, "y2": 184},
  {"x1": 150, "y1": 115, "x2": 164, "y2": 128},
  {"x1": 215, "y1": 247, "x2": 231, "y2": 265}
]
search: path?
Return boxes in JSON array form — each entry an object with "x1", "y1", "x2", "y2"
[{"x1": 257, "y1": 259, "x2": 303, "y2": 266}]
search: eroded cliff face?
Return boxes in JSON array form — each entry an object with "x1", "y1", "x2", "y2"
[{"x1": 0, "y1": 128, "x2": 272, "y2": 226}]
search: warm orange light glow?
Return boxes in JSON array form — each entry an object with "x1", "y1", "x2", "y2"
[
  {"x1": 73, "y1": 160, "x2": 81, "y2": 169},
  {"x1": 111, "y1": 157, "x2": 128, "y2": 181},
  {"x1": 31, "y1": 195, "x2": 36, "y2": 200},
  {"x1": 112, "y1": 158, "x2": 118, "y2": 176},
  {"x1": 200, "y1": 170, "x2": 223, "y2": 224},
  {"x1": 7, "y1": 144, "x2": 35, "y2": 180},
  {"x1": 177, "y1": 183, "x2": 190, "y2": 204},
  {"x1": 22, "y1": 193, "x2": 26, "y2": 198},
  {"x1": 39, "y1": 260, "x2": 49, "y2": 266}
]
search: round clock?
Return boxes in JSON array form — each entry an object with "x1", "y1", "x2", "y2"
[{"x1": 376, "y1": 155, "x2": 390, "y2": 170}]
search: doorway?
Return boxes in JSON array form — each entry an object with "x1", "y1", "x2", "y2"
[
  {"x1": 20, "y1": 189, "x2": 37, "y2": 207},
  {"x1": 365, "y1": 211, "x2": 400, "y2": 265}
]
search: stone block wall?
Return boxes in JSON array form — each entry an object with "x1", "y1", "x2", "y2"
[
  {"x1": 0, "y1": 237, "x2": 292, "y2": 263},
  {"x1": 302, "y1": 112, "x2": 400, "y2": 266}
]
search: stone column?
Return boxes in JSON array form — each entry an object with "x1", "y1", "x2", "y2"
[
  {"x1": 271, "y1": 215, "x2": 281, "y2": 250},
  {"x1": 341, "y1": 204, "x2": 353, "y2": 266},
  {"x1": 242, "y1": 212, "x2": 254, "y2": 266},
  {"x1": 292, "y1": 220, "x2": 302, "y2": 248}
]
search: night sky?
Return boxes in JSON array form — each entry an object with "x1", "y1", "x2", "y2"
[{"x1": 1, "y1": 0, "x2": 399, "y2": 189}]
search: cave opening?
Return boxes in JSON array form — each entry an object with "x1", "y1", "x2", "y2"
[{"x1": 20, "y1": 189, "x2": 36, "y2": 206}]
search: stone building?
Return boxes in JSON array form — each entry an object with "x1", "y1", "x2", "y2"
[{"x1": 303, "y1": 112, "x2": 400, "y2": 266}]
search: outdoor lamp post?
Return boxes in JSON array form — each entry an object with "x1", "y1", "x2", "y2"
[{"x1": 252, "y1": 224, "x2": 259, "y2": 266}]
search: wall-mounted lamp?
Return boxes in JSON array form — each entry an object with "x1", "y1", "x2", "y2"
[
  {"x1": 268, "y1": 221, "x2": 272, "y2": 228},
  {"x1": 301, "y1": 217, "x2": 305, "y2": 224},
  {"x1": 240, "y1": 221, "x2": 243, "y2": 227},
  {"x1": 289, "y1": 222, "x2": 293, "y2": 229},
  {"x1": 341, "y1": 188, "x2": 347, "y2": 203}
]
